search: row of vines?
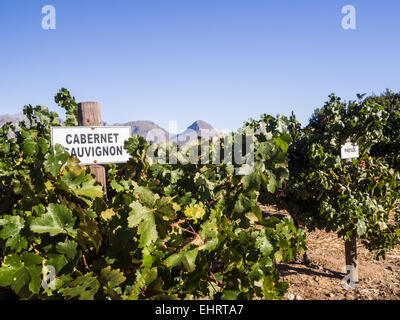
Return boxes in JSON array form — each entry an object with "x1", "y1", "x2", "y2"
[{"x1": 0, "y1": 89, "x2": 399, "y2": 300}]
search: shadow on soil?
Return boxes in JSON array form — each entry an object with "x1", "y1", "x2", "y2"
[{"x1": 277, "y1": 262, "x2": 344, "y2": 280}]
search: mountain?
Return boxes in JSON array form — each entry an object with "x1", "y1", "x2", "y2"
[
  {"x1": 0, "y1": 113, "x2": 28, "y2": 127},
  {"x1": 171, "y1": 120, "x2": 217, "y2": 146},
  {"x1": 114, "y1": 120, "x2": 171, "y2": 143},
  {"x1": 187, "y1": 120, "x2": 214, "y2": 132},
  {"x1": 115, "y1": 120, "x2": 216, "y2": 145},
  {"x1": 0, "y1": 113, "x2": 216, "y2": 145}
]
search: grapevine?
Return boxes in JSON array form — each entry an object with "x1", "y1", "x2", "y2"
[{"x1": 0, "y1": 89, "x2": 306, "y2": 300}]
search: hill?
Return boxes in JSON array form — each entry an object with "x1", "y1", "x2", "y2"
[
  {"x1": 114, "y1": 120, "x2": 171, "y2": 143},
  {"x1": 171, "y1": 120, "x2": 217, "y2": 146},
  {"x1": 0, "y1": 113, "x2": 28, "y2": 127},
  {"x1": 1, "y1": 113, "x2": 216, "y2": 145}
]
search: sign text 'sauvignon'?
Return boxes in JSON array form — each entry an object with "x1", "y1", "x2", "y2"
[{"x1": 51, "y1": 126, "x2": 131, "y2": 165}]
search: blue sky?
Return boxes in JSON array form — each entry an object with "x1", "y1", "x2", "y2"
[{"x1": 1, "y1": 0, "x2": 399, "y2": 133}]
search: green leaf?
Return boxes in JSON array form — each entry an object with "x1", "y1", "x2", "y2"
[
  {"x1": 128, "y1": 268, "x2": 157, "y2": 300},
  {"x1": 37, "y1": 137, "x2": 49, "y2": 154},
  {"x1": 23, "y1": 137, "x2": 38, "y2": 156},
  {"x1": 110, "y1": 179, "x2": 125, "y2": 192},
  {"x1": 61, "y1": 273, "x2": 100, "y2": 300},
  {"x1": 11, "y1": 267, "x2": 30, "y2": 295},
  {"x1": 0, "y1": 255, "x2": 42, "y2": 296},
  {"x1": 137, "y1": 213, "x2": 158, "y2": 248},
  {"x1": 47, "y1": 254, "x2": 68, "y2": 273},
  {"x1": 139, "y1": 268, "x2": 158, "y2": 287},
  {"x1": 30, "y1": 203, "x2": 77, "y2": 237},
  {"x1": 241, "y1": 171, "x2": 259, "y2": 190},
  {"x1": 275, "y1": 136, "x2": 289, "y2": 152},
  {"x1": 222, "y1": 290, "x2": 241, "y2": 300},
  {"x1": 164, "y1": 248, "x2": 199, "y2": 273},
  {"x1": 266, "y1": 171, "x2": 277, "y2": 193},
  {"x1": 0, "y1": 216, "x2": 25, "y2": 239},
  {"x1": 26, "y1": 265, "x2": 42, "y2": 295},
  {"x1": 236, "y1": 164, "x2": 254, "y2": 176},
  {"x1": 44, "y1": 144, "x2": 69, "y2": 176},
  {"x1": 100, "y1": 266, "x2": 126, "y2": 288},
  {"x1": 134, "y1": 186, "x2": 159, "y2": 208},
  {"x1": 101, "y1": 209, "x2": 116, "y2": 221},
  {"x1": 233, "y1": 193, "x2": 255, "y2": 214},
  {"x1": 127, "y1": 201, "x2": 158, "y2": 250},
  {"x1": 181, "y1": 248, "x2": 199, "y2": 272},
  {"x1": 156, "y1": 197, "x2": 177, "y2": 220},
  {"x1": 5, "y1": 235, "x2": 28, "y2": 252},
  {"x1": 274, "y1": 250, "x2": 283, "y2": 263},
  {"x1": 0, "y1": 267, "x2": 16, "y2": 287},
  {"x1": 56, "y1": 240, "x2": 78, "y2": 259},
  {"x1": 127, "y1": 201, "x2": 153, "y2": 227},
  {"x1": 163, "y1": 252, "x2": 183, "y2": 269},
  {"x1": 356, "y1": 220, "x2": 367, "y2": 237},
  {"x1": 255, "y1": 235, "x2": 273, "y2": 256},
  {"x1": 251, "y1": 205, "x2": 263, "y2": 223},
  {"x1": 21, "y1": 252, "x2": 44, "y2": 266},
  {"x1": 77, "y1": 219, "x2": 102, "y2": 253},
  {"x1": 61, "y1": 170, "x2": 103, "y2": 199},
  {"x1": 0, "y1": 215, "x2": 27, "y2": 252}
]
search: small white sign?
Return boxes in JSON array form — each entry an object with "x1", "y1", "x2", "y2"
[
  {"x1": 341, "y1": 142, "x2": 359, "y2": 159},
  {"x1": 51, "y1": 126, "x2": 131, "y2": 165}
]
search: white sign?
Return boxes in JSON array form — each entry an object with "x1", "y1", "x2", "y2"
[
  {"x1": 51, "y1": 126, "x2": 131, "y2": 165},
  {"x1": 341, "y1": 142, "x2": 359, "y2": 159}
]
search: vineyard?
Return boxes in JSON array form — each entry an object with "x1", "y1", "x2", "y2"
[{"x1": 0, "y1": 88, "x2": 400, "y2": 300}]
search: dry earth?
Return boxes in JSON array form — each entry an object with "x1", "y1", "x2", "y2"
[{"x1": 261, "y1": 205, "x2": 400, "y2": 300}]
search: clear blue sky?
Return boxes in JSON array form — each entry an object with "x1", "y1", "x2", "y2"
[{"x1": 1, "y1": 0, "x2": 399, "y2": 133}]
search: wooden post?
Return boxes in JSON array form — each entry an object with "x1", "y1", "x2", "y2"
[
  {"x1": 77, "y1": 102, "x2": 107, "y2": 196},
  {"x1": 344, "y1": 231, "x2": 358, "y2": 283},
  {"x1": 343, "y1": 138, "x2": 358, "y2": 283}
]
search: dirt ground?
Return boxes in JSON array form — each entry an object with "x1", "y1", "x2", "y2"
[{"x1": 261, "y1": 205, "x2": 400, "y2": 300}]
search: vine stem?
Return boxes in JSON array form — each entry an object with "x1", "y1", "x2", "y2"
[
  {"x1": 82, "y1": 255, "x2": 92, "y2": 272},
  {"x1": 188, "y1": 223, "x2": 196, "y2": 234},
  {"x1": 209, "y1": 191, "x2": 226, "y2": 205},
  {"x1": 171, "y1": 219, "x2": 185, "y2": 228},
  {"x1": 179, "y1": 226, "x2": 197, "y2": 236},
  {"x1": 207, "y1": 270, "x2": 224, "y2": 289},
  {"x1": 171, "y1": 220, "x2": 206, "y2": 243}
]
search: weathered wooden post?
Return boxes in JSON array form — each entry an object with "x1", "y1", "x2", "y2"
[
  {"x1": 342, "y1": 138, "x2": 359, "y2": 284},
  {"x1": 52, "y1": 102, "x2": 130, "y2": 199},
  {"x1": 77, "y1": 102, "x2": 107, "y2": 196},
  {"x1": 344, "y1": 229, "x2": 358, "y2": 283}
]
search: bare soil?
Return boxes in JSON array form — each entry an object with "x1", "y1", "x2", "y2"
[{"x1": 260, "y1": 205, "x2": 400, "y2": 300}]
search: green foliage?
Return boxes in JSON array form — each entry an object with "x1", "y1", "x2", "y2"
[
  {"x1": 368, "y1": 89, "x2": 400, "y2": 170},
  {"x1": 0, "y1": 89, "x2": 305, "y2": 300},
  {"x1": 30, "y1": 204, "x2": 77, "y2": 237},
  {"x1": 54, "y1": 88, "x2": 78, "y2": 126},
  {"x1": 271, "y1": 94, "x2": 400, "y2": 259}
]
